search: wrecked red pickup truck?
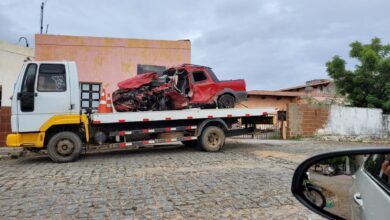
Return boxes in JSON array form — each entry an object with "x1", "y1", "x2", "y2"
[{"x1": 112, "y1": 64, "x2": 247, "y2": 112}]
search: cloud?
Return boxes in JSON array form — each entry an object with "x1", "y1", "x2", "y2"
[{"x1": 1, "y1": 0, "x2": 389, "y2": 90}]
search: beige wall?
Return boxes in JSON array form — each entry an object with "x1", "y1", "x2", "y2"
[
  {"x1": 240, "y1": 95, "x2": 297, "y2": 111},
  {"x1": 35, "y1": 34, "x2": 191, "y2": 95},
  {"x1": 0, "y1": 41, "x2": 35, "y2": 107}
]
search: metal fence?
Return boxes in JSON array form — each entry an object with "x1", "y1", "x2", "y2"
[{"x1": 232, "y1": 123, "x2": 282, "y2": 140}]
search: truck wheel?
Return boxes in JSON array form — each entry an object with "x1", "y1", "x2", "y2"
[
  {"x1": 47, "y1": 131, "x2": 82, "y2": 163},
  {"x1": 199, "y1": 126, "x2": 225, "y2": 152},
  {"x1": 181, "y1": 140, "x2": 198, "y2": 148},
  {"x1": 218, "y1": 94, "x2": 235, "y2": 108}
]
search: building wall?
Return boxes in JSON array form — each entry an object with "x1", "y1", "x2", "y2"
[
  {"x1": 35, "y1": 34, "x2": 191, "y2": 94},
  {"x1": 241, "y1": 95, "x2": 297, "y2": 111},
  {"x1": 0, "y1": 41, "x2": 35, "y2": 107},
  {"x1": 0, "y1": 41, "x2": 34, "y2": 146},
  {"x1": 287, "y1": 103, "x2": 330, "y2": 137}
]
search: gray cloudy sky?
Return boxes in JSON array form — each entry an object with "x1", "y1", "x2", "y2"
[{"x1": 1, "y1": 0, "x2": 389, "y2": 90}]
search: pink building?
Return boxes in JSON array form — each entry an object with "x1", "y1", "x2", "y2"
[{"x1": 35, "y1": 34, "x2": 191, "y2": 97}]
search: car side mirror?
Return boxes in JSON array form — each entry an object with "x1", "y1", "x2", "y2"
[{"x1": 291, "y1": 148, "x2": 390, "y2": 220}]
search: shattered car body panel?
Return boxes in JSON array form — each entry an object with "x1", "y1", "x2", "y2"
[
  {"x1": 112, "y1": 64, "x2": 247, "y2": 112},
  {"x1": 117, "y1": 72, "x2": 158, "y2": 89},
  {"x1": 112, "y1": 73, "x2": 187, "y2": 112}
]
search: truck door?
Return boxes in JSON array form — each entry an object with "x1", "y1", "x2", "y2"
[
  {"x1": 17, "y1": 63, "x2": 71, "y2": 132},
  {"x1": 190, "y1": 70, "x2": 218, "y2": 103}
]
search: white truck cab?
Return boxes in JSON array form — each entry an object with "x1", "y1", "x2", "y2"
[
  {"x1": 7, "y1": 61, "x2": 89, "y2": 154},
  {"x1": 11, "y1": 61, "x2": 81, "y2": 132}
]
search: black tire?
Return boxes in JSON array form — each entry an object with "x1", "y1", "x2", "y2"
[
  {"x1": 218, "y1": 94, "x2": 235, "y2": 108},
  {"x1": 198, "y1": 126, "x2": 225, "y2": 152},
  {"x1": 181, "y1": 140, "x2": 198, "y2": 148},
  {"x1": 304, "y1": 186, "x2": 326, "y2": 209},
  {"x1": 47, "y1": 131, "x2": 82, "y2": 163}
]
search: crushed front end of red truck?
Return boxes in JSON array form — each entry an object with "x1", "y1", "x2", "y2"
[{"x1": 112, "y1": 64, "x2": 247, "y2": 112}]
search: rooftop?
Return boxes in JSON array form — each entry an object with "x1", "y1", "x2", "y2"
[
  {"x1": 248, "y1": 90, "x2": 336, "y2": 98},
  {"x1": 280, "y1": 79, "x2": 332, "y2": 91},
  {"x1": 248, "y1": 90, "x2": 304, "y2": 97}
]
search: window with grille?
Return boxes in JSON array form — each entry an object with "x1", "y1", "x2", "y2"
[
  {"x1": 137, "y1": 64, "x2": 166, "y2": 75},
  {"x1": 80, "y1": 82, "x2": 101, "y2": 112}
]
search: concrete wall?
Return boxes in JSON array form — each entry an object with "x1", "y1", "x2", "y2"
[
  {"x1": 317, "y1": 106, "x2": 384, "y2": 137},
  {"x1": 0, "y1": 41, "x2": 35, "y2": 107},
  {"x1": 383, "y1": 115, "x2": 390, "y2": 137},
  {"x1": 241, "y1": 95, "x2": 297, "y2": 110},
  {"x1": 287, "y1": 103, "x2": 330, "y2": 137},
  {"x1": 35, "y1": 34, "x2": 191, "y2": 94},
  {"x1": 287, "y1": 104, "x2": 387, "y2": 138}
]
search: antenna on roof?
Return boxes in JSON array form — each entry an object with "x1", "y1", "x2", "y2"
[{"x1": 40, "y1": 0, "x2": 49, "y2": 34}]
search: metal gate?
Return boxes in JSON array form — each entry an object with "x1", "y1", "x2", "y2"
[{"x1": 232, "y1": 113, "x2": 284, "y2": 139}]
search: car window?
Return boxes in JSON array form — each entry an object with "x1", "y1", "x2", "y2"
[
  {"x1": 206, "y1": 68, "x2": 220, "y2": 82},
  {"x1": 193, "y1": 71, "x2": 208, "y2": 82},
  {"x1": 364, "y1": 154, "x2": 390, "y2": 191},
  {"x1": 37, "y1": 64, "x2": 66, "y2": 92}
]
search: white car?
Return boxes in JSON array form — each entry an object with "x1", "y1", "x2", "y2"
[
  {"x1": 291, "y1": 148, "x2": 390, "y2": 220},
  {"x1": 350, "y1": 154, "x2": 390, "y2": 220}
]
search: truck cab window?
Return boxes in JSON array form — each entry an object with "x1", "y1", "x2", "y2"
[
  {"x1": 193, "y1": 71, "x2": 207, "y2": 82},
  {"x1": 37, "y1": 64, "x2": 66, "y2": 92},
  {"x1": 21, "y1": 64, "x2": 37, "y2": 93},
  {"x1": 20, "y1": 63, "x2": 37, "y2": 112}
]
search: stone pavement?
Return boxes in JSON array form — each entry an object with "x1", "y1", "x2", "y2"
[{"x1": 0, "y1": 139, "x2": 382, "y2": 219}]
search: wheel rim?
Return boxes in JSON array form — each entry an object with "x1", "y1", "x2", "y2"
[
  {"x1": 56, "y1": 139, "x2": 75, "y2": 156},
  {"x1": 304, "y1": 189, "x2": 324, "y2": 207},
  {"x1": 207, "y1": 132, "x2": 220, "y2": 147},
  {"x1": 220, "y1": 96, "x2": 233, "y2": 108}
]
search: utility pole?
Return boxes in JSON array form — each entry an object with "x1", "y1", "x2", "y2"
[
  {"x1": 40, "y1": 1, "x2": 49, "y2": 34},
  {"x1": 40, "y1": 2, "x2": 44, "y2": 34}
]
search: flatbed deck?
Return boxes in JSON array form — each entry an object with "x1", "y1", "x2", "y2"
[{"x1": 92, "y1": 108, "x2": 276, "y2": 124}]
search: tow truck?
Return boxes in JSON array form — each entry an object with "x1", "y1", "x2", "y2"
[{"x1": 6, "y1": 61, "x2": 275, "y2": 162}]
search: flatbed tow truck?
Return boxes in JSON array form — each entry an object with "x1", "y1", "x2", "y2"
[{"x1": 6, "y1": 61, "x2": 275, "y2": 162}]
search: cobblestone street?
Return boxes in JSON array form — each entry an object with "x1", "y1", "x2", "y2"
[{"x1": 0, "y1": 139, "x2": 384, "y2": 219}]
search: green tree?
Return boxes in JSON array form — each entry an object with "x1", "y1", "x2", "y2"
[{"x1": 326, "y1": 38, "x2": 390, "y2": 113}]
